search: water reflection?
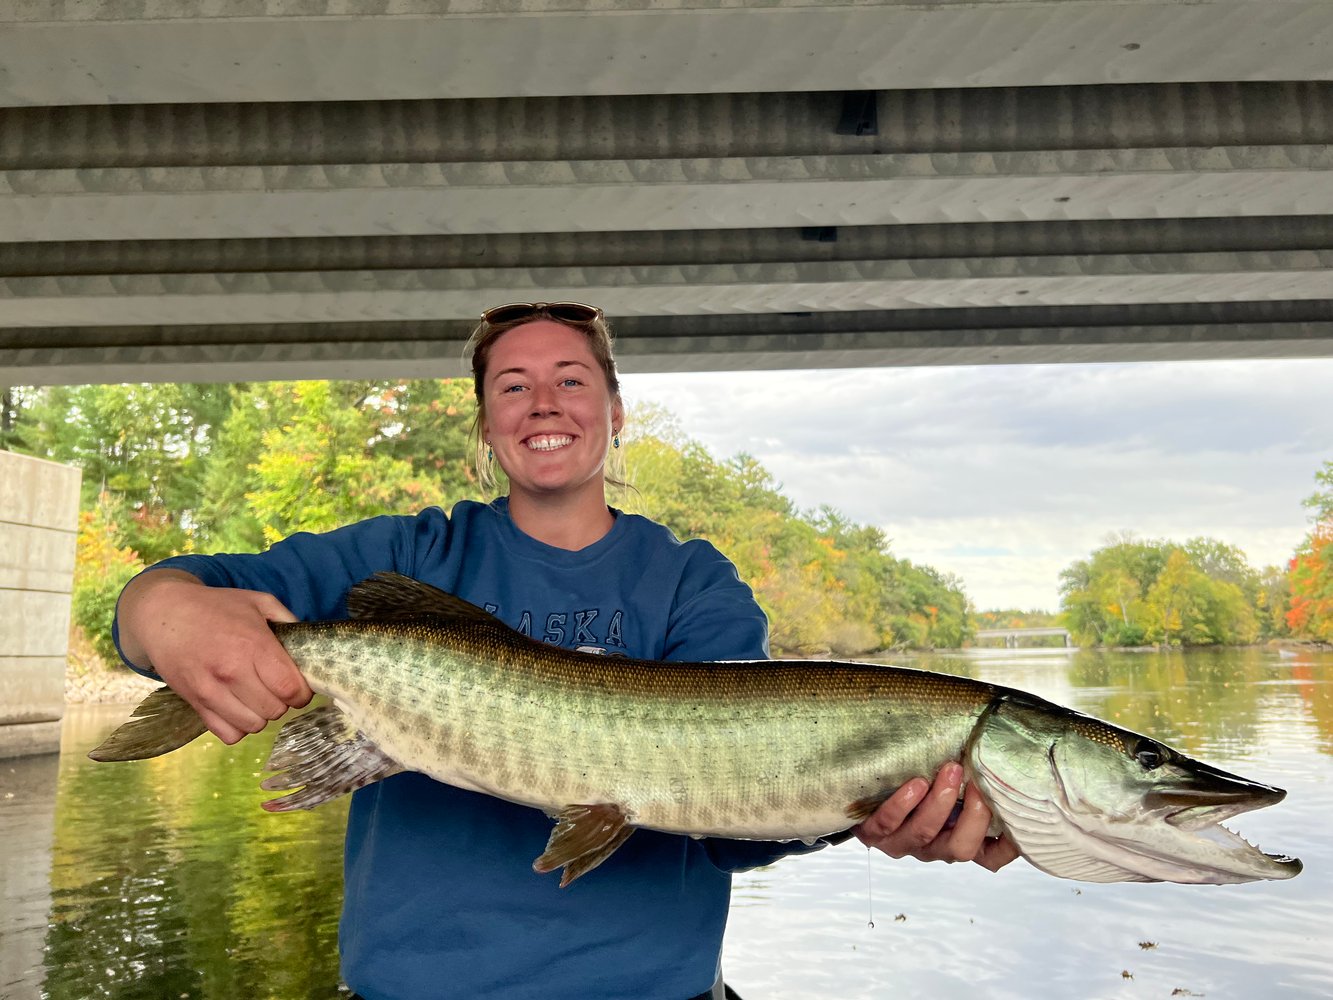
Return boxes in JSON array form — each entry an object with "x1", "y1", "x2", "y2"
[
  {"x1": 0, "y1": 649, "x2": 1328, "y2": 999},
  {"x1": 1, "y1": 751, "x2": 59, "y2": 999},
  {"x1": 40, "y1": 705, "x2": 349, "y2": 1000}
]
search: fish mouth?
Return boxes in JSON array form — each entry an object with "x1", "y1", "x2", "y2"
[
  {"x1": 1145, "y1": 787, "x2": 1302, "y2": 876},
  {"x1": 1080, "y1": 777, "x2": 1303, "y2": 882}
]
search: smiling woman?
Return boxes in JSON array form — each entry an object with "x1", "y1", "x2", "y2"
[
  {"x1": 468, "y1": 305, "x2": 625, "y2": 551},
  {"x1": 107, "y1": 299, "x2": 1016, "y2": 1000}
]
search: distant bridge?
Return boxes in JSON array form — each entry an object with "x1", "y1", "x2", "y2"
[{"x1": 973, "y1": 626, "x2": 1074, "y2": 649}]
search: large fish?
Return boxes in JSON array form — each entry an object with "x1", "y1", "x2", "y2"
[{"x1": 91, "y1": 573, "x2": 1300, "y2": 887}]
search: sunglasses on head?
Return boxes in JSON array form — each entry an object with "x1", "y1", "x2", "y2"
[{"x1": 480, "y1": 301, "x2": 604, "y2": 327}]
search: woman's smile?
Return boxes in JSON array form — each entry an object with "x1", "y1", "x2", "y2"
[{"x1": 525, "y1": 434, "x2": 575, "y2": 452}]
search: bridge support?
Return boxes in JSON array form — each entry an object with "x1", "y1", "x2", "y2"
[{"x1": 0, "y1": 451, "x2": 80, "y2": 759}]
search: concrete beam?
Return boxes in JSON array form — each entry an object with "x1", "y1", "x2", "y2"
[
  {"x1": 5, "y1": 84, "x2": 1330, "y2": 168},
  {"x1": 8, "y1": 216, "x2": 1333, "y2": 275},
  {"x1": 4, "y1": 147, "x2": 1332, "y2": 242},
  {"x1": 5, "y1": 319, "x2": 1331, "y2": 386},
  {"x1": 4, "y1": 252, "x2": 1331, "y2": 327},
  {"x1": 2, "y1": 1, "x2": 1331, "y2": 108}
]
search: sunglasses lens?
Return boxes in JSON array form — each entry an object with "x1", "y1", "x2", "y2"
[
  {"x1": 546, "y1": 302, "x2": 602, "y2": 324},
  {"x1": 481, "y1": 303, "x2": 537, "y2": 325}
]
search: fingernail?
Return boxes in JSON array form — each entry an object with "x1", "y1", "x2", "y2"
[{"x1": 942, "y1": 762, "x2": 963, "y2": 786}]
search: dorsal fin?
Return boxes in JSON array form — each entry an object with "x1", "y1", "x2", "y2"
[{"x1": 345, "y1": 572, "x2": 497, "y2": 625}]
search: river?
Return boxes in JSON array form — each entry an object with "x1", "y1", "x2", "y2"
[{"x1": 2, "y1": 647, "x2": 1329, "y2": 1000}]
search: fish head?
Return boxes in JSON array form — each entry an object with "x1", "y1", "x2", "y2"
[{"x1": 966, "y1": 693, "x2": 1302, "y2": 885}]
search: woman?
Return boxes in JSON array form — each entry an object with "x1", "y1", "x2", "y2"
[{"x1": 114, "y1": 302, "x2": 1016, "y2": 1000}]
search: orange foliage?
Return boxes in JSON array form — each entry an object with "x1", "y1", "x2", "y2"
[{"x1": 1286, "y1": 522, "x2": 1333, "y2": 640}]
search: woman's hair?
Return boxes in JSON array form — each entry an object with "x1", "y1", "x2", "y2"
[{"x1": 464, "y1": 304, "x2": 625, "y2": 492}]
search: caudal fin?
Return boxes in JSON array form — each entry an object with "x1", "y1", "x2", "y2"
[{"x1": 88, "y1": 686, "x2": 209, "y2": 761}]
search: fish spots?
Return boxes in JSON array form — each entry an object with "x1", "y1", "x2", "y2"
[{"x1": 669, "y1": 775, "x2": 689, "y2": 806}]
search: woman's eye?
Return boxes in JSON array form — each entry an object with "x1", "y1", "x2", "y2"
[
  {"x1": 501, "y1": 384, "x2": 526, "y2": 394},
  {"x1": 560, "y1": 378, "x2": 583, "y2": 388}
]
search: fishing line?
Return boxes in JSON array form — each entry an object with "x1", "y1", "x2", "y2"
[{"x1": 865, "y1": 844, "x2": 875, "y2": 929}]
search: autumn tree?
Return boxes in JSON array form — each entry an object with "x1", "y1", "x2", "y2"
[
  {"x1": 1061, "y1": 534, "x2": 1260, "y2": 647},
  {"x1": 1286, "y1": 460, "x2": 1333, "y2": 640}
]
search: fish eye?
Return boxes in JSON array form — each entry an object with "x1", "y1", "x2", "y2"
[{"x1": 1133, "y1": 741, "x2": 1167, "y2": 770}]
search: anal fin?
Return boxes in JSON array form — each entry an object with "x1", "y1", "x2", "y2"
[
  {"x1": 845, "y1": 792, "x2": 893, "y2": 823},
  {"x1": 260, "y1": 705, "x2": 404, "y2": 812},
  {"x1": 533, "y1": 803, "x2": 636, "y2": 888}
]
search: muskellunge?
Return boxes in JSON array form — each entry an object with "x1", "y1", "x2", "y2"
[{"x1": 91, "y1": 572, "x2": 1301, "y2": 887}]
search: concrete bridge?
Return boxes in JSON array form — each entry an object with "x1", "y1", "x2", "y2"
[
  {"x1": 973, "y1": 627, "x2": 1075, "y2": 649},
  {"x1": 2, "y1": 0, "x2": 1332, "y2": 387}
]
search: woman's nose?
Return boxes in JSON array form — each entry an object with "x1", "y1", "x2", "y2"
[{"x1": 529, "y1": 385, "x2": 560, "y2": 416}]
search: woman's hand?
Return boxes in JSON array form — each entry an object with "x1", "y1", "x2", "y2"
[
  {"x1": 118, "y1": 569, "x2": 313, "y2": 745},
  {"x1": 853, "y1": 762, "x2": 1020, "y2": 872}
]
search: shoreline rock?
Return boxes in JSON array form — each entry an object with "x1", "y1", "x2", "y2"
[
  {"x1": 65, "y1": 626, "x2": 159, "y2": 705},
  {"x1": 65, "y1": 664, "x2": 159, "y2": 705}
]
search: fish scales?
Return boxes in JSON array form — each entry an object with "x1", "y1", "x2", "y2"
[{"x1": 275, "y1": 618, "x2": 993, "y2": 839}]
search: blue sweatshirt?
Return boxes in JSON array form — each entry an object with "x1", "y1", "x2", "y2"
[{"x1": 115, "y1": 499, "x2": 824, "y2": 1000}]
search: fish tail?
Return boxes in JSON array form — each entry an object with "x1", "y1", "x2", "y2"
[{"x1": 87, "y1": 685, "x2": 209, "y2": 761}]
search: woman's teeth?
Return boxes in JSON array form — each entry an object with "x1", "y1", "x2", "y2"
[{"x1": 527, "y1": 435, "x2": 573, "y2": 452}]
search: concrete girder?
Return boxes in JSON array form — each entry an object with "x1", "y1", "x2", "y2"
[
  {"x1": 4, "y1": 84, "x2": 1332, "y2": 167},
  {"x1": 7, "y1": 217, "x2": 1333, "y2": 275},
  {"x1": 5, "y1": 252, "x2": 1333, "y2": 327},
  {"x1": 6, "y1": 317, "x2": 1331, "y2": 387},
  {"x1": 4, "y1": 147, "x2": 1333, "y2": 242},
  {"x1": 5, "y1": 302, "x2": 1331, "y2": 382},
  {"x1": 3, "y1": 1, "x2": 1332, "y2": 108}
]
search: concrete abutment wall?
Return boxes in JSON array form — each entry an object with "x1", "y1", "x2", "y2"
[{"x1": 1, "y1": 450, "x2": 80, "y2": 759}]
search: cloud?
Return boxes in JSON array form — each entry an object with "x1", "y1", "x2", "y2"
[{"x1": 622, "y1": 359, "x2": 1333, "y2": 611}]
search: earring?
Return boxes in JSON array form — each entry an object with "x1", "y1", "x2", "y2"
[
  {"x1": 486, "y1": 445, "x2": 493, "y2": 463},
  {"x1": 613, "y1": 431, "x2": 621, "y2": 449}
]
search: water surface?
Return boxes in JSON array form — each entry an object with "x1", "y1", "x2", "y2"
[{"x1": 1, "y1": 647, "x2": 1328, "y2": 999}]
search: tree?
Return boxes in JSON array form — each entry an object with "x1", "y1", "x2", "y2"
[
  {"x1": 1303, "y1": 460, "x2": 1333, "y2": 523},
  {"x1": 15, "y1": 383, "x2": 235, "y2": 562},
  {"x1": 1060, "y1": 534, "x2": 1260, "y2": 647},
  {"x1": 71, "y1": 493, "x2": 146, "y2": 666},
  {"x1": 1286, "y1": 525, "x2": 1333, "y2": 641},
  {"x1": 244, "y1": 381, "x2": 468, "y2": 542},
  {"x1": 1285, "y1": 460, "x2": 1333, "y2": 641}
]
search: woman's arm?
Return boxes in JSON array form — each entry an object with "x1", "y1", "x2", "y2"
[{"x1": 116, "y1": 567, "x2": 312, "y2": 745}]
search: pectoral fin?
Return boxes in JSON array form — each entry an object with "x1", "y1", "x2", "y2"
[
  {"x1": 533, "y1": 803, "x2": 636, "y2": 887},
  {"x1": 260, "y1": 705, "x2": 404, "y2": 811}
]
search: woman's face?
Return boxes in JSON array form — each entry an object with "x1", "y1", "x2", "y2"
[{"x1": 481, "y1": 320, "x2": 624, "y2": 503}]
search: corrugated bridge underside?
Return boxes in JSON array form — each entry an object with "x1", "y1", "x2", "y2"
[{"x1": 2, "y1": 1, "x2": 1331, "y2": 384}]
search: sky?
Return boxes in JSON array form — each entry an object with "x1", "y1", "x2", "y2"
[{"x1": 621, "y1": 358, "x2": 1333, "y2": 613}]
